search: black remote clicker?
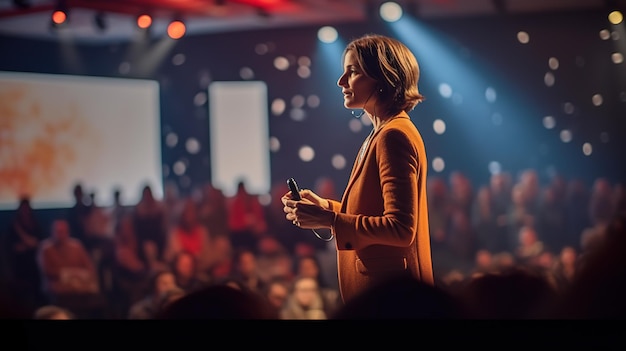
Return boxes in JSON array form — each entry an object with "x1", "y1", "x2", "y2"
[{"x1": 287, "y1": 177, "x2": 301, "y2": 200}]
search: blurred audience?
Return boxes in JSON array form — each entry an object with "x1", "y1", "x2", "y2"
[
  {"x1": 127, "y1": 269, "x2": 179, "y2": 319},
  {"x1": 1, "y1": 171, "x2": 624, "y2": 320}
]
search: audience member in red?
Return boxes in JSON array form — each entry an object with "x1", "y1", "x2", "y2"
[
  {"x1": 227, "y1": 180, "x2": 268, "y2": 251},
  {"x1": 164, "y1": 198, "x2": 213, "y2": 275}
]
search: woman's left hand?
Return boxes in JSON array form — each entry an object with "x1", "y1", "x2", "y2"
[{"x1": 282, "y1": 190, "x2": 334, "y2": 229}]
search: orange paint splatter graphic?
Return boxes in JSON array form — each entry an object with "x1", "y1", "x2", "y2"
[{"x1": 0, "y1": 84, "x2": 98, "y2": 200}]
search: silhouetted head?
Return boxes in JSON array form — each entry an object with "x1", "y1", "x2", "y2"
[
  {"x1": 331, "y1": 275, "x2": 462, "y2": 319},
  {"x1": 457, "y1": 267, "x2": 558, "y2": 319},
  {"x1": 157, "y1": 284, "x2": 277, "y2": 319},
  {"x1": 34, "y1": 305, "x2": 75, "y2": 320}
]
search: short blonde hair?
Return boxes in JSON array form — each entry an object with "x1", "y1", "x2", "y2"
[{"x1": 343, "y1": 34, "x2": 424, "y2": 116}]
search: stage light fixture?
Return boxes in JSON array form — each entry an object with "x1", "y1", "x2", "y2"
[
  {"x1": 609, "y1": 10, "x2": 623, "y2": 25},
  {"x1": 167, "y1": 19, "x2": 186, "y2": 39},
  {"x1": 137, "y1": 14, "x2": 153, "y2": 29},
  {"x1": 50, "y1": 0, "x2": 69, "y2": 29},
  {"x1": 94, "y1": 12, "x2": 107, "y2": 31},
  {"x1": 51, "y1": 10, "x2": 67, "y2": 25}
]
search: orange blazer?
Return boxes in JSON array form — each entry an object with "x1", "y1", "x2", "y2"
[{"x1": 328, "y1": 112, "x2": 434, "y2": 303}]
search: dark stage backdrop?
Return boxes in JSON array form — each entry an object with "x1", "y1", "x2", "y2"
[{"x1": 0, "y1": 9, "x2": 623, "y2": 218}]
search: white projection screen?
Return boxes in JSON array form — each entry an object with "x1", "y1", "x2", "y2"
[
  {"x1": 208, "y1": 81, "x2": 271, "y2": 197},
  {"x1": 0, "y1": 71, "x2": 163, "y2": 210}
]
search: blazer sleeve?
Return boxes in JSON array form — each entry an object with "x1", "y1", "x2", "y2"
[{"x1": 334, "y1": 126, "x2": 420, "y2": 251}]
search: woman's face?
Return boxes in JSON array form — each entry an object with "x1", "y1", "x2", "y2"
[{"x1": 337, "y1": 50, "x2": 379, "y2": 110}]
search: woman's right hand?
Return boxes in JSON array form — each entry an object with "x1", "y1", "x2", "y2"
[{"x1": 299, "y1": 189, "x2": 330, "y2": 210}]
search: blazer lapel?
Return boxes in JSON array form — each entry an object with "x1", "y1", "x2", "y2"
[
  {"x1": 341, "y1": 128, "x2": 377, "y2": 210},
  {"x1": 339, "y1": 115, "x2": 410, "y2": 211}
]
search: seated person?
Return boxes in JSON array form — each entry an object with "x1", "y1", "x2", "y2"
[{"x1": 37, "y1": 219, "x2": 106, "y2": 318}]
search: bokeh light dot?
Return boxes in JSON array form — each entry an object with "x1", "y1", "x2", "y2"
[
  {"x1": 166, "y1": 132, "x2": 178, "y2": 147},
  {"x1": 271, "y1": 98, "x2": 286, "y2": 116},
  {"x1": 291, "y1": 95, "x2": 305, "y2": 108},
  {"x1": 433, "y1": 119, "x2": 446, "y2": 134},
  {"x1": 438, "y1": 83, "x2": 452, "y2": 98},
  {"x1": 544, "y1": 72, "x2": 555, "y2": 87},
  {"x1": 560, "y1": 129, "x2": 573, "y2": 143},
  {"x1": 269, "y1": 136, "x2": 281, "y2": 152},
  {"x1": 488, "y1": 161, "x2": 502, "y2": 175},
  {"x1": 239, "y1": 67, "x2": 254, "y2": 80},
  {"x1": 332, "y1": 154, "x2": 346, "y2": 170},
  {"x1": 600, "y1": 29, "x2": 611, "y2": 40},
  {"x1": 349, "y1": 118, "x2": 363, "y2": 133},
  {"x1": 299, "y1": 145, "x2": 315, "y2": 162},
  {"x1": 172, "y1": 53, "x2": 185, "y2": 66},
  {"x1": 548, "y1": 57, "x2": 559, "y2": 70},
  {"x1": 432, "y1": 157, "x2": 445, "y2": 173},
  {"x1": 380, "y1": 2, "x2": 403, "y2": 22},
  {"x1": 485, "y1": 87, "x2": 497, "y2": 103},
  {"x1": 297, "y1": 66, "x2": 311, "y2": 78},
  {"x1": 193, "y1": 92, "x2": 207, "y2": 106},
  {"x1": 255, "y1": 43, "x2": 269, "y2": 55},
  {"x1": 582, "y1": 142, "x2": 593, "y2": 156},
  {"x1": 274, "y1": 56, "x2": 290, "y2": 71},
  {"x1": 185, "y1": 138, "x2": 200, "y2": 154},
  {"x1": 317, "y1": 26, "x2": 338, "y2": 43},
  {"x1": 307, "y1": 95, "x2": 320, "y2": 108},
  {"x1": 517, "y1": 31, "x2": 530, "y2": 44},
  {"x1": 290, "y1": 108, "x2": 306, "y2": 121},
  {"x1": 592, "y1": 94, "x2": 603, "y2": 106},
  {"x1": 542, "y1": 115, "x2": 556, "y2": 129},
  {"x1": 612, "y1": 52, "x2": 624, "y2": 64},
  {"x1": 173, "y1": 161, "x2": 186, "y2": 175}
]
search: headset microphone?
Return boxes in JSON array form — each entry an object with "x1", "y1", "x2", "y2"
[
  {"x1": 351, "y1": 109, "x2": 365, "y2": 118},
  {"x1": 351, "y1": 86, "x2": 378, "y2": 119}
]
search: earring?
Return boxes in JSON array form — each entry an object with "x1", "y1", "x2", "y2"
[{"x1": 379, "y1": 88, "x2": 383, "y2": 93}]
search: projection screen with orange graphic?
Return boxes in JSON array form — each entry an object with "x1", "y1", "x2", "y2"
[{"x1": 0, "y1": 71, "x2": 162, "y2": 210}]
